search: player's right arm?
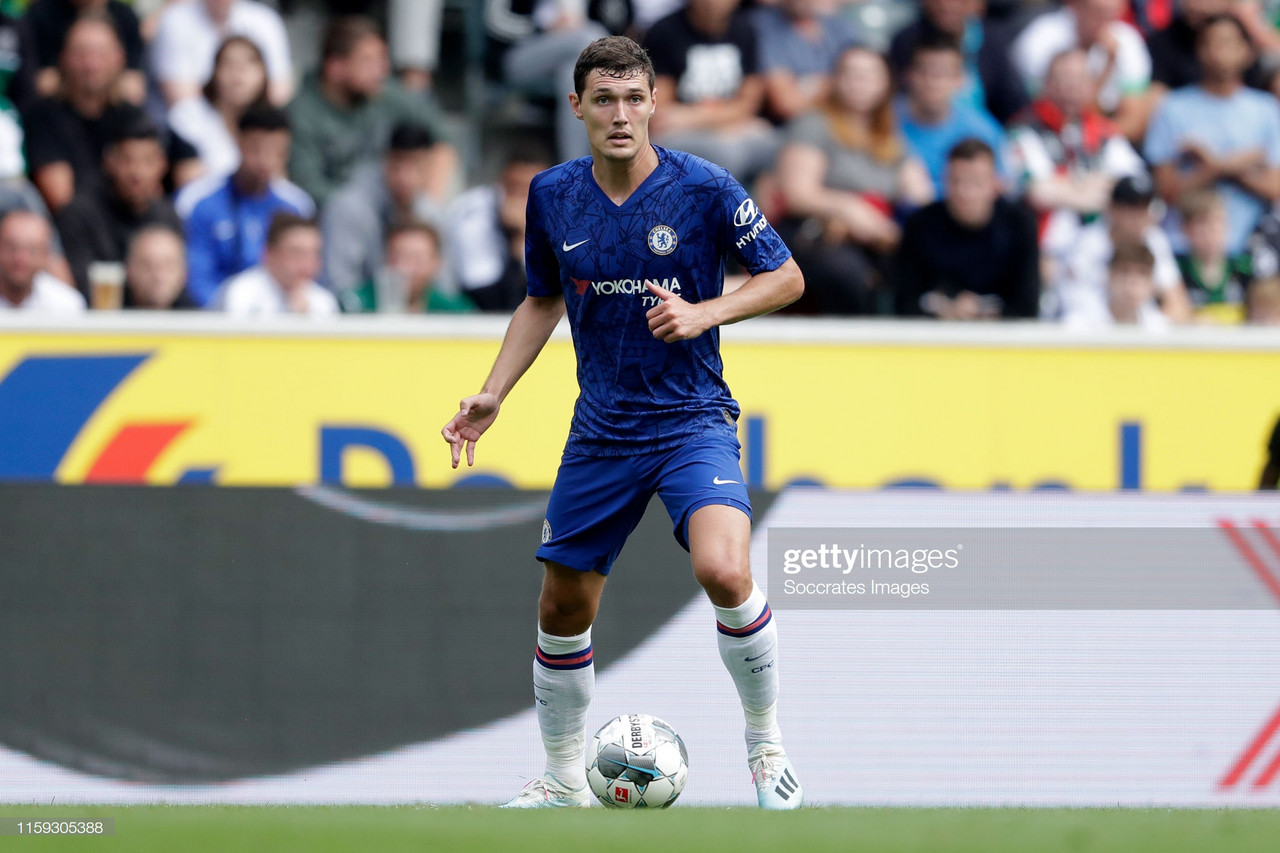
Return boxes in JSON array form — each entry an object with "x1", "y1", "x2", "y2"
[
  {"x1": 443, "y1": 170, "x2": 564, "y2": 467},
  {"x1": 440, "y1": 293, "x2": 565, "y2": 469}
]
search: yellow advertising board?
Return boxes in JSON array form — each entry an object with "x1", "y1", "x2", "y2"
[{"x1": 0, "y1": 320, "x2": 1276, "y2": 491}]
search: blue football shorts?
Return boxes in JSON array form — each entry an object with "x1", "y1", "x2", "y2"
[{"x1": 535, "y1": 434, "x2": 752, "y2": 575}]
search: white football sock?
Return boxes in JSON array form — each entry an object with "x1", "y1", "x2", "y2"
[
  {"x1": 534, "y1": 626, "x2": 594, "y2": 790},
  {"x1": 713, "y1": 583, "x2": 782, "y2": 751}
]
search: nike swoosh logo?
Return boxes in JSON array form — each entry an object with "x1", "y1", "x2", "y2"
[
  {"x1": 744, "y1": 647, "x2": 774, "y2": 662},
  {"x1": 713, "y1": 476, "x2": 739, "y2": 485},
  {"x1": 562, "y1": 239, "x2": 589, "y2": 251}
]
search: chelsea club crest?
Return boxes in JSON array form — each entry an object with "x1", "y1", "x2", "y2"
[{"x1": 647, "y1": 225, "x2": 677, "y2": 255}]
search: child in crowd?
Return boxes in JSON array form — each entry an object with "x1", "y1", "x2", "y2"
[
  {"x1": 1176, "y1": 189, "x2": 1252, "y2": 322},
  {"x1": 1066, "y1": 241, "x2": 1169, "y2": 330}
]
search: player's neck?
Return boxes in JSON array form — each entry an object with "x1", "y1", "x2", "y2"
[{"x1": 590, "y1": 145, "x2": 659, "y2": 206}]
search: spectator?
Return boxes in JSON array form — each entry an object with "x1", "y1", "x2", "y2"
[
  {"x1": 1148, "y1": 0, "x2": 1280, "y2": 95},
  {"x1": 210, "y1": 213, "x2": 338, "y2": 316},
  {"x1": 893, "y1": 138, "x2": 1039, "y2": 320},
  {"x1": 1052, "y1": 174, "x2": 1193, "y2": 322},
  {"x1": 644, "y1": 0, "x2": 777, "y2": 182},
  {"x1": 168, "y1": 36, "x2": 270, "y2": 178},
  {"x1": 0, "y1": 209, "x2": 84, "y2": 312},
  {"x1": 445, "y1": 149, "x2": 550, "y2": 312},
  {"x1": 1246, "y1": 205, "x2": 1280, "y2": 280},
  {"x1": 178, "y1": 105, "x2": 313, "y2": 307},
  {"x1": 484, "y1": 0, "x2": 611, "y2": 163},
  {"x1": 388, "y1": 0, "x2": 446, "y2": 94},
  {"x1": 151, "y1": 0, "x2": 293, "y2": 107},
  {"x1": 0, "y1": 10, "x2": 39, "y2": 114},
  {"x1": 21, "y1": 15, "x2": 201, "y2": 212},
  {"x1": 1176, "y1": 188, "x2": 1251, "y2": 317},
  {"x1": 893, "y1": 33, "x2": 1007, "y2": 196},
  {"x1": 1146, "y1": 14, "x2": 1280, "y2": 257},
  {"x1": 752, "y1": 0, "x2": 860, "y2": 124},
  {"x1": 1007, "y1": 48, "x2": 1145, "y2": 254},
  {"x1": 322, "y1": 122, "x2": 450, "y2": 297},
  {"x1": 1247, "y1": 276, "x2": 1280, "y2": 326},
  {"x1": 28, "y1": 0, "x2": 146, "y2": 105},
  {"x1": 124, "y1": 225, "x2": 195, "y2": 309},
  {"x1": 287, "y1": 15, "x2": 457, "y2": 208},
  {"x1": 1012, "y1": 0, "x2": 1152, "y2": 140},
  {"x1": 341, "y1": 222, "x2": 474, "y2": 314},
  {"x1": 1065, "y1": 240, "x2": 1170, "y2": 329},
  {"x1": 55, "y1": 117, "x2": 182, "y2": 297},
  {"x1": 888, "y1": 0, "x2": 1028, "y2": 124},
  {"x1": 775, "y1": 45, "x2": 933, "y2": 314}
]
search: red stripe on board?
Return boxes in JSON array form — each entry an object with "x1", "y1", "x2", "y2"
[
  {"x1": 1219, "y1": 703, "x2": 1280, "y2": 789},
  {"x1": 84, "y1": 422, "x2": 192, "y2": 483},
  {"x1": 1252, "y1": 522, "x2": 1280, "y2": 582},
  {"x1": 1219, "y1": 520, "x2": 1280, "y2": 607},
  {"x1": 1251, "y1": 742, "x2": 1280, "y2": 789}
]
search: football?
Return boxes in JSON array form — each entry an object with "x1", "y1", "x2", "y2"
[{"x1": 586, "y1": 713, "x2": 688, "y2": 808}]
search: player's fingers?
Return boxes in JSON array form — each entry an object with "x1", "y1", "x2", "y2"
[
  {"x1": 449, "y1": 436, "x2": 461, "y2": 468},
  {"x1": 645, "y1": 282, "x2": 673, "y2": 300},
  {"x1": 466, "y1": 440, "x2": 476, "y2": 467}
]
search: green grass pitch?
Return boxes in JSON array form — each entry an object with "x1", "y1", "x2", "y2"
[{"x1": 2, "y1": 805, "x2": 1279, "y2": 852}]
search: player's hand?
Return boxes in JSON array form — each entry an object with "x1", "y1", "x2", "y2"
[
  {"x1": 441, "y1": 392, "x2": 500, "y2": 468},
  {"x1": 645, "y1": 282, "x2": 711, "y2": 342}
]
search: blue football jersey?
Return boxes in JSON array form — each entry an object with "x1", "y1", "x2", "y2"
[{"x1": 525, "y1": 146, "x2": 792, "y2": 457}]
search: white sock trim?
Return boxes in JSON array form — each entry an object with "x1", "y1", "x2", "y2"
[
  {"x1": 537, "y1": 626, "x2": 591, "y2": 655},
  {"x1": 713, "y1": 582, "x2": 767, "y2": 629}
]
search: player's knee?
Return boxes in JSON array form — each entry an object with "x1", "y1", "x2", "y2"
[
  {"x1": 692, "y1": 552, "x2": 752, "y2": 607},
  {"x1": 538, "y1": 591, "x2": 595, "y2": 635}
]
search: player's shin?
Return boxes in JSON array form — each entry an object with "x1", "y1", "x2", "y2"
[
  {"x1": 533, "y1": 627, "x2": 594, "y2": 791},
  {"x1": 713, "y1": 583, "x2": 782, "y2": 749}
]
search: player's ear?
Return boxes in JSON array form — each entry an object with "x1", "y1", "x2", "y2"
[{"x1": 569, "y1": 92, "x2": 583, "y2": 120}]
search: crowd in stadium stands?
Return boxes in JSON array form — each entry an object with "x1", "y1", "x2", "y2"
[{"x1": 1, "y1": 0, "x2": 1280, "y2": 325}]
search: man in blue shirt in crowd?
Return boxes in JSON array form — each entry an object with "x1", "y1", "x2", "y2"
[
  {"x1": 178, "y1": 105, "x2": 314, "y2": 306},
  {"x1": 1146, "y1": 13, "x2": 1280, "y2": 256},
  {"x1": 894, "y1": 32, "x2": 1007, "y2": 196}
]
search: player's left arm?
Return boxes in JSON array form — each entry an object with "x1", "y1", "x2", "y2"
[{"x1": 644, "y1": 257, "x2": 803, "y2": 342}]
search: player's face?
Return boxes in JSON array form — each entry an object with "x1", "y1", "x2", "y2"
[{"x1": 571, "y1": 71, "x2": 656, "y2": 163}]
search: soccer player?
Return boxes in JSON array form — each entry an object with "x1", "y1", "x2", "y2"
[{"x1": 441, "y1": 36, "x2": 805, "y2": 810}]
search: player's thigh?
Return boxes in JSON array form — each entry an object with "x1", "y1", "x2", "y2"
[
  {"x1": 652, "y1": 434, "x2": 752, "y2": 553},
  {"x1": 536, "y1": 452, "x2": 653, "y2": 576},
  {"x1": 685, "y1": 504, "x2": 753, "y2": 607}
]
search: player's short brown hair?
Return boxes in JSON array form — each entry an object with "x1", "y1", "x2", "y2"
[{"x1": 573, "y1": 36, "x2": 654, "y2": 98}]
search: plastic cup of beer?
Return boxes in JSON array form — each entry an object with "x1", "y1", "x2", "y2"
[{"x1": 88, "y1": 261, "x2": 126, "y2": 311}]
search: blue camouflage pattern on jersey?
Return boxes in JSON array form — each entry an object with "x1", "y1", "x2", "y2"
[{"x1": 525, "y1": 146, "x2": 792, "y2": 457}]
